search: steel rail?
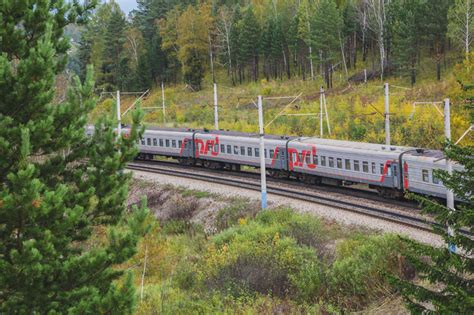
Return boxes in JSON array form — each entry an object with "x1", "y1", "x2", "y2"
[{"x1": 126, "y1": 162, "x2": 472, "y2": 237}]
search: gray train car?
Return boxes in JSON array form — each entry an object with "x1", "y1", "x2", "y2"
[
  {"x1": 97, "y1": 125, "x2": 462, "y2": 200},
  {"x1": 194, "y1": 130, "x2": 291, "y2": 170},
  {"x1": 286, "y1": 138, "x2": 408, "y2": 197},
  {"x1": 403, "y1": 150, "x2": 463, "y2": 199}
]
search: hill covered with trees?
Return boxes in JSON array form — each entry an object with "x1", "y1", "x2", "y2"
[{"x1": 75, "y1": 0, "x2": 473, "y2": 92}]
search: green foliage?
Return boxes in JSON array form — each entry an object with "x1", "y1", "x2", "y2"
[
  {"x1": 0, "y1": 1, "x2": 149, "y2": 313},
  {"x1": 392, "y1": 142, "x2": 474, "y2": 313},
  {"x1": 330, "y1": 234, "x2": 404, "y2": 309},
  {"x1": 214, "y1": 199, "x2": 259, "y2": 231}
]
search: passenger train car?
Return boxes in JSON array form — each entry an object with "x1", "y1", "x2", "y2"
[{"x1": 88, "y1": 125, "x2": 461, "y2": 200}]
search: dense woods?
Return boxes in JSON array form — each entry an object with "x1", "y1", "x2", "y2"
[{"x1": 75, "y1": 0, "x2": 473, "y2": 91}]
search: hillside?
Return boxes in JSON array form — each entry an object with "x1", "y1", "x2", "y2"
[{"x1": 92, "y1": 54, "x2": 473, "y2": 149}]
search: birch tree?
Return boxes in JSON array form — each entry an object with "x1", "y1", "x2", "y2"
[
  {"x1": 361, "y1": 0, "x2": 390, "y2": 79},
  {"x1": 448, "y1": 0, "x2": 473, "y2": 57}
]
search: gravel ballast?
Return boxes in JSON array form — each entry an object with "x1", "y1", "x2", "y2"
[{"x1": 132, "y1": 170, "x2": 444, "y2": 247}]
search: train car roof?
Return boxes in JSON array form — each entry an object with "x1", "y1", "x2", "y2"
[
  {"x1": 142, "y1": 126, "x2": 296, "y2": 141},
  {"x1": 139, "y1": 126, "x2": 447, "y2": 160},
  {"x1": 297, "y1": 137, "x2": 413, "y2": 154}
]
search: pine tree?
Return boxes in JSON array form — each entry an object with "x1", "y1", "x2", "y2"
[
  {"x1": 100, "y1": 4, "x2": 128, "y2": 91},
  {"x1": 391, "y1": 0, "x2": 425, "y2": 86},
  {"x1": 391, "y1": 141, "x2": 474, "y2": 312},
  {"x1": 312, "y1": 0, "x2": 342, "y2": 88},
  {"x1": 239, "y1": 6, "x2": 260, "y2": 82},
  {"x1": 0, "y1": 1, "x2": 149, "y2": 313}
]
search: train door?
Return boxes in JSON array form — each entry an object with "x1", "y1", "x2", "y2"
[
  {"x1": 269, "y1": 146, "x2": 287, "y2": 170},
  {"x1": 180, "y1": 138, "x2": 193, "y2": 158},
  {"x1": 392, "y1": 163, "x2": 399, "y2": 188}
]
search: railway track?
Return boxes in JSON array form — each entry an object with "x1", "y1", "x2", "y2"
[{"x1": 127, "y1": 161, "x2": 472, "y2": 237}]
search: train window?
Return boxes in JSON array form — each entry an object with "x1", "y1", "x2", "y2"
[
  {"x1": 270, "y1": 149, "x2": 275, "y2": 159},
  {"x1": 393, "y1": 165, "x2": 397, "y2": 176},
  {"x1": 146, "y1": 138, "x2": 151, "y2": 146},
  {"x1": 345, "y1": 159, "x2": 351, "y2": 170},
  {"x1": 159, "y1": 139, "x2": 163, "y2": 147},
  {"x1": 240, "y1": 146, "x2": 245, "y2": 155},
  {"x1": 227, "y1": 145, "x2": 232, "y2": 154},
  {"x1": 313, "y1": 155, "x2": 319, "y2": 165},
  {"x1": 371, "y1": 162, "x2": 376, "y2": 174},
  {"x1": 337, "y1": 158, "x2": 342, "y2": 169},
  {"x1": 171, "y1": 140, "x2": 176, "y2": 148},
  {"x1": 328, "y1": 157, "x2": 334, "y2": 168},
  {"x1": 354, "y1": 160, "x2": 360, "y2": 171},
  {"x1": 221, "y1": 144, "x2": 225, "y2": 153},
  {"x1": 363, "y1": 161, "x2": 369, "y2": 173},
  {"x1": 207, "y1": 142, "x2": 212, "y2": 152},
  {"x1": 255, "y1": 148, "x2": 260, "y2": 157},
  {"x1": 380, "y1": 163, "x2": 384, "y2": 174},
  {"x1": 422, "y1": 169, "x2": 429, "y2": 182},
  {"x1": 214, "y1": 143, "x2": 218, "y2": 152},
  {"x1": 234, "y1": 146, "x2": 239, "y2": 155},
  {"x1": 299, "y1": 153, "x2": 303, "y2": 163},
  {"x1": 292, "y1": 152, "x2": 297, "y2": 162},
  {"x1": 321, "y1": 156, "x2": 326, "y2": 166},
  {"x1": 141, "y1": 139, "x2": 145, "y2": 145},
  {"x1": 305, "y1": 154, "x2": 311, "y2": 165},
  {"x1": 153, "y1": 138, "x2": 157, "y2": 146},
  {"x1": 433, "y1": 172, "x2": 441, "y2": 184},
  {"x1": 247, "y1": 147, "x2": 253, "y2": 156},
  {"x1": 178, "y1": 140, "x2": 182, "y2": 148},
  {"x1": 264, "y1": 149, "x2": 268, "y2": 158},
  {"x1": 165, "y1": 139, "x2": 170, "y2": 147}
]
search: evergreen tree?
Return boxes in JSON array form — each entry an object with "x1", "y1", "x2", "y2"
[
  {"x1": 312, "y1": 0, "x2": 342, "y2": 88},
  {"x1": 239, "y1": 6, "x2": 260, "y2": 81},
  {"x1": 0, "y1": 1, "x2": 148, "y2": 313},
  {"x1": 391, "y1": 0, "x2": 425, "y2": 86},
  {"x1": 391, "y1": 141, "x2": 474, "y2": 312},
  {"x1": 100, "y1": 5, "x2": 128, "y2": 91}
]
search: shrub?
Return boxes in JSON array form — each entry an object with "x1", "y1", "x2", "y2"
[
  {"x1": 204, "y1": 209, "x2": 326, "y2": 301},
  {"x1": 215, "y1": 199, "x2": 259, "y2": 231},
  {"x1": 328, "y1": 234, "x2": 404, "y2": 310}
]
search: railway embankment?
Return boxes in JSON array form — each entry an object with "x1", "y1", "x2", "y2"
[{"x1": 126, "y1": 176, "x2": 415, "y2": 314}]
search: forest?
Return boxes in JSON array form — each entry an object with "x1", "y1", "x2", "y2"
[{"x1": 74, "y1": 0, "x2": 473, "y2": 92}]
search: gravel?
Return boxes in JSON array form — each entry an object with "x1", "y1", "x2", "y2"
[{"x1": 131, "y1": 170, "x2": 444, "y2": 247}]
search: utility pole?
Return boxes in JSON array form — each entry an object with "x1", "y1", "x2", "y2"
[
  {"x1": 116, "y1": 90, "x2": 121, "y2": 136},
  {"x1": 214, "y1": 83, "x2": 219, "y2": 130},
  {"x1": 320, "y1": 87, "x2": 324, "y2": 137},
  {"x1": 323, "y1": 89, "x2": 331, "y2": 135},
  {"x1": 258, "y1": 95, "x2": 267, "y2": 209},
  {"x1": 161, "y1": 81, "x2": 165, "y2": 123},
  {"x1": 384, "y1": 83, "x2": 390, "y2": 146},
  {"x1": 444, "y1": 98, "x2": 456, "y2": 253}
]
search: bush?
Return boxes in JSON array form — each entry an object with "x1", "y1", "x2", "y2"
[
  {"x1": 328, "y1": 234, "x2": 404, "y2": 310},
  {"x1": 204, "y1": 209, "x2": 327, "y2": 301},
  {"x1": 214, "y1": 199, "x2": 259, "y2": 231}
]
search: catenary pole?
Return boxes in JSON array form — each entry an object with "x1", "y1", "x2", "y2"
[
  {"x1": 384, "y1": 83, "x2": 390, "y2": 146},
  {"x1": 258, "y1": 95, "x2": 267, "y2": 209},
  {"x1": 116, "y1": 90, "x2": 121, "y2": 136},
  {"x1": 323, "y1": 90, "x2": 331, "y2": 135},
  {"x1": 444, "y1": 98, "x2": 456, "y2": 253},
  {"x1": 320, "y1": 87, "x2": 324, "y2": 137},
  {"x1": 161, "y1": 81, "x2": 165, "y2": 123},
  {"x1": 214, "y1": 83, "x2": 219, "y2": 130}
]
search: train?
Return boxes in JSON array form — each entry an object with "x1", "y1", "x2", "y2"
[{"x1": 87, "y1": 125, "x2": 460, "y2": 200}]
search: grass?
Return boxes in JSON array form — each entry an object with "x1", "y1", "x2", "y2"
[
  {"x1": 117, "y1": 181, "x2": 411, "y2": 314},
  {"x1": 91, "y1": 53, "x2": 472, "y2": 149}
]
